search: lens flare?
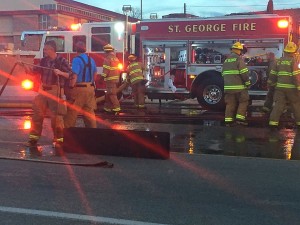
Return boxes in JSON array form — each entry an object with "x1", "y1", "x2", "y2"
[
  {"x1": 23, "y1": 119, "x2": 31, "y2": 130},
  {"x1": 118, "y1": 63, "x2": 123, "y2": 70},
  {"x1": 21, "y1": 79, "x2": 34, "y2": 90}
]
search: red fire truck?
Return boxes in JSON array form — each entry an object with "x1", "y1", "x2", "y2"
[{"x1": 20, "y1": 14, "x2": 295, "y2": 110}]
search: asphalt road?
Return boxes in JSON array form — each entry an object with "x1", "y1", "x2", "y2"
[
  {"x1": 1, "y1": 115, "x2": 300, "y2": 225},
  {"x1": 1, "y1": 152, "x2": 300, "y2": 225},
  {"x1": 1, "y1": 86, "x2": 300, "y2": 224}
]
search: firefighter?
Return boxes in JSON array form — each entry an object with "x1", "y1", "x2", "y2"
[
  {"x1": 261, "y1": 52, "x2": 277, "y2": 113},
  {"x1": 268, "y1": 42, "x2": 300, "y2": 130},
  {"x1": 64, "y1": 41, "x2": 97, "y2": 128},
  {"x1": 126, "y1": 54, "x2": 146, "y2": 110},
  {"x1": 101, "y1": 44, "x2": 121, "y2": 114},
  {"x1": 26, "y1": 40, "x2": 73, "y2": 148},
  {"x1": 222, "y1": 41, "x2": 251, "y2": 126}
]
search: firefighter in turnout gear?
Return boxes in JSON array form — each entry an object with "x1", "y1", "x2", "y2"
[
  {"x1": 26, "y1": 40, "x2": 73, "y2": 148},
  {"x1": 261, "y1": 52, "x2": 277, "y2": 113},
  {"x1": 126, "y1": 54, "x2": 146, "y2": 109},
  {"x1": 222, "y1": 42, "x2": 251, "y2": 126},
  {"x1": 101, "y1": 44, "x2": 121, "y2": 114},
  {"x1": 268, "y1": 42, "x2": 300, "y2": 129}
]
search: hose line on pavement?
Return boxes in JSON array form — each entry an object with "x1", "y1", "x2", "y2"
[{"x1": 0, "y1": 156, "x2": 114, "y2": 168}]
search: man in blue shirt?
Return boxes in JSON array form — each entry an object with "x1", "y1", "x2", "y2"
[{"x1": 64, "y1": 41, "x2": 97, "y2": 128}]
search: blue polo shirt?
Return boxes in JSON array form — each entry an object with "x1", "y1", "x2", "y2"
[{"x1": 72, "y1": 53, "x2": 97, "y2": 83}]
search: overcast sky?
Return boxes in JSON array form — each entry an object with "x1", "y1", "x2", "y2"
[{"x1": 76, "y1": 0, "x2": 300, "y2": 19}]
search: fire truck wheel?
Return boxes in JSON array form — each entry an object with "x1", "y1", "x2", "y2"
[{"x1": 197, "y1": 78, "x2": 225, "y2": 111}]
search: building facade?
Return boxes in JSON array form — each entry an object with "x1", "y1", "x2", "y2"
[{"x1": 0, "y1": 0, "x2": 135, "y2": 51}]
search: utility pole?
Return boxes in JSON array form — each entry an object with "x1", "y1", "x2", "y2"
[
  {"x1": 122, "y1": 5, "x2": 132, "y2": 63},
  {"x1": 141, "y1": 0, "x2": 143, "y2": 20},
  {"x1": 266, "y1": 0, "x2": 273, "y2": 14},
  {"x1": 184, "y1": 3, "x2": 186, "y2": 17}
]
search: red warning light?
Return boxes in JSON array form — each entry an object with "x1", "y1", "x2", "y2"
[
  {"x1": 70, "y1": 23, "x2": 81, "y2": 31},
  {"x1": 277, "y1": 19, "x2": 288, "y2": 29},
  {"x1": 118, "y1": 63, "x2": 123, "y2": 70},
  {"x1": 21, "y1": 79, "x2": 34, "y2": 90},
  {"x1": 23, "y1": 119, "x2": 31, "y2": 130}
]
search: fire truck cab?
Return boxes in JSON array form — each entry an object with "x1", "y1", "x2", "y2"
[{"x1": 21, "y1": 22, "x2": 129, "y2": 96}]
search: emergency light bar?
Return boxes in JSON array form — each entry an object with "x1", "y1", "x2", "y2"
[
  {"x1": 277, "y1": 19, "x2": 289, "y2": 29},
  {"x1": 70, "y1": 23, "x2": 81, "y2": 31},
  {"x1": 114, "y1": 22, "x2": 125, "y2": 40}
]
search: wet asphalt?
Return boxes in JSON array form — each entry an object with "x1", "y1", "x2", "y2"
[
  {"x1": 1, "y1": 113, "x2": 300, "y2": 225},
  {"x1": 1, "y1": 86, "x2": 300, "y2": 224}
]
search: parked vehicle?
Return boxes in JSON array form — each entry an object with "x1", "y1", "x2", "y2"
[{"x1": 20, "y1": 14, "x2": 295, "y2": 110}]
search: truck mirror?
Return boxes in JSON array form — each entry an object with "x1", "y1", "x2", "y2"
[{"x1": 21, "y1": 39, "x2": 26, "y2": 47}]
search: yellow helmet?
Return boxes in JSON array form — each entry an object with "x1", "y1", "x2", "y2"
[
  {"x1": 284, "y1": 42, "x2": 298, "y2": 53},
  {"x1": 103, "y1": 44, "x2": 114, "y2": 52},
  {"x1": 231, "y1": 42, "x2": 243, "y2": 50},
  {"x1": 128, "y1": 54, "x2": 137, "y2": 61}
]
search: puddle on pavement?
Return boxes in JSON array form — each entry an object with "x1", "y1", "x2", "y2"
[
  {"x1": 1, "y1": 116, "x2": 300, "y2": 161},
  {"x1": 3, "y1": 144, "x2": 58, "y2": 159},
  {"x1": 171, "y1": 128, "x2": 300, "y2": 160}
]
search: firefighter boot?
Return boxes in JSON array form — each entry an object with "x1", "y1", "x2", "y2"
[
  {"x1": 236, "y1": 120, "x2": 248, "y2": 126},
  {"x1": 26, "y1": 139, "x2": 38, "y2": 147},
  {"x1": 261, "y1": 106, "x2": 271, "y2": 113},
  {"x1": 54, "y1": 141, "x2": 64, "y2": 156},
  {"x1": 225, "y1": 122, "x2": 236, "y2": 127}
]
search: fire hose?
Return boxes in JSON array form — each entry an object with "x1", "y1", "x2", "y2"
[
  {"x1": 0, "y1": 61, "x2": 61, "y2": 108},
  {"x1": 0, "y1": 62, "x2": 19, "y2": 97},
  {"x1": 17, "y1": 61, "x2": 133, "y2": 104},
  {"x1": 0, "y1": 62, "x2": 35, "y2": 108}
]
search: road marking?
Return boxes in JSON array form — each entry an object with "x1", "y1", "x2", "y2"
[{"x1": 0, "y1": 206, "x2": 170, "y2": 225}]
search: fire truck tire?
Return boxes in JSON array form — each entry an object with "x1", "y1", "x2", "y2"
[{"x1": 197, "y1": 78, "x2": 225, "y2": 111}]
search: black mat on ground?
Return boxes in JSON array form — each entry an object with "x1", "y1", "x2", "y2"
[{"x1": 63, "y1": 127, "x2": 170, "y2": 159}]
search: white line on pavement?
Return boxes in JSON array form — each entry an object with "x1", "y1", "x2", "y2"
[{"x1": 0, "y1": 206, "x2": 171, "y2": 225}]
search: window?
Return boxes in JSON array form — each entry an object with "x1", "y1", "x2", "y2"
[
  {"x1": 91, "y1": 34, "x2": 110, "y2": 52},
  {"x1": 39, "y1": 15, "x2": 50, "y2": 30},
  {"x1": 73, "y1": 35, "x2": 86, "y2": 52},
  {"x1": 45, "y1": 36, "x2": 65, "y2": 52},
  {"x1": 40, "y1": 4, "x2": 56, "y2": 10},
  {"x1": 91, "y1": 27, "x2": 111, "y2": 52},
  {"x1": 91, "y1": 27, "x2": 111, "y2": 34}
]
